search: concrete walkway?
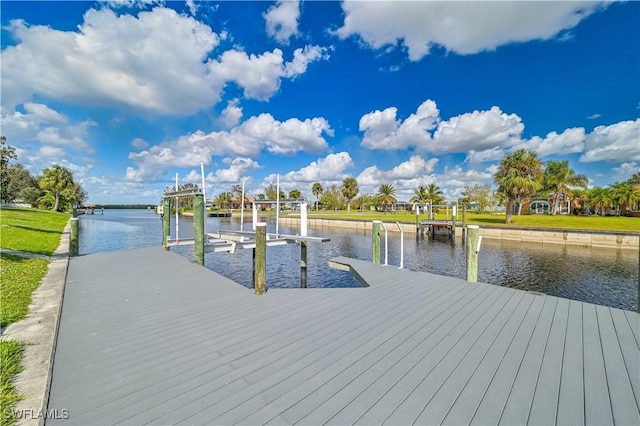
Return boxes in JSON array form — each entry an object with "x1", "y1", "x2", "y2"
[{"x1": 2, "y1": 222, "x2": 71, "y2": 426}]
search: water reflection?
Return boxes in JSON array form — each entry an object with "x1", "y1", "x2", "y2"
[{"x1": 78, "y1": 210, "x2": 638, "y2": 310}]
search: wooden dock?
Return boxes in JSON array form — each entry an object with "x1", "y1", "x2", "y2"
[{"x1": 46, "y1": 247, "x2": 639, "y2": 425}]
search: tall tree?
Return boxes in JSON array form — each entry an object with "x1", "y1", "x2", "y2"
[
  {"x1": 587, "y1": 187, "x2": 614, "y2": 216},
  {"x1": 311, "y1": 182, "x2": 323, "y2": 210},
  {"x1": 4, "y1": 164, "x2": 38, "y2": 204},
  {"x1": 627, "y1": 171, "x2": 640, "y2": 186},
  {"x1": 264, "y1": 184, "x2": 285, "y2": 200},
  {"x1": 424, "y1": 183, "x2": 445, "y2": 205},
  {"x1": 494, "y1": 149, "x2": 543, "y2": 224},
  {"x1": 39, "y1": 165, "x2": 74, "y2": 211},
  {"x1": 410, "y1": 185, "x2": 430, "y2": 204},
  {"x1": 377, "y1": 184, "x2": 397, "y2": 212},
  {"x1": 341, "y1": 177, "x2": 359, "y2": 213},
  {"x1": 216, "y1": 192, "x2": 232, "y2": 209},
  {"x1": 353, "y1": 194, "x2": 373, "y2": 211},
  {"x1": 461, "y1": 184, "x2": 493, "y2": 213},
  {"x1": 610, "y1": 181, "x2": 640, "y2": 215},
  {"x1": 319, "y1": 184, "x2": 344, "y2": 210},
  {"x1": 570, "y1": 188, "x2": 590, "y2": 215},
  {"x1": 0, "y1": 136, "x2": 17, "y2": 203},
  {"x1": 288, "y1": 189, "x2": 302, "y2": 199},
  {"x1": 62, "y1": 181, "x2": 87, "y2": 210},
  {"x1": 543, "y1": 160, "x2": 588, "y2": 215}
]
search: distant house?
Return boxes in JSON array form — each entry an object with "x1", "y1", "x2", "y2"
[{"x1": 528, "y1": 200, "x2": 551, "y2": 214}]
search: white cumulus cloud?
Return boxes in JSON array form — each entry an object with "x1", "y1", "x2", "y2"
[
  {"x1": 126, "y1": 113, "x2": 333, "y2": 182},
  {"x1": 2, "y1": 6, "x2": 327, "y2": 115},
  {"x1": 335, "y1": 1, "x2": 608, "y2": 60},
  {"x1": 433, "y1": 106, "x2": 524, "y2": 152},
  {"x1": 580, "y1": 119, "x2": 640, "y2": 163},
  {"x1": 515, "y1": 127, "x2": 586, "y2": 158},
  {"x1": 360, "y1": 100, "x2": 440, "y2": 150},
  {"x1": 272, "y1": 152, "x2": 354, "y2": 184},
  {"x1": 264, "y1": 0, "x2": 300, "y2": 44}
]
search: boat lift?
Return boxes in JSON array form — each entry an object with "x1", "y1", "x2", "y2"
[{"x1": 161, "y1": 175, "x2": 329, "y2": 289}]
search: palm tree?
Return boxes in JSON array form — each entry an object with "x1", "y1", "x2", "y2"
[
  {"x1": 288, "y1": 189, "x2": 302, "y2": 200},
  {"x1": 377, "y1": 184, "x2": 397, "y2": 212},
  {"x1": 312, "y1": 182, "x2": 323, "y2": 210},
  {"x1": 425, "y1": 183, "x2": 445, "y2": 205},
  {"x1": 410, "y1": 185, "x2": 430, "y2": 204},
  {"x1": 588, "y1": 187, "x2": 614, "y2": 216},
  {"x1": 610, "y1": 181, "x2": 640, "y2": 215},
  {"x1": 543, "y1": 160, "x2": 588, "y2": 215},
  {"x1": 39, "y1": 165, "x2": 74, "y2": 211},
  {"x1": 494, "y1": 149, "x2": 543, "y2": 224},
  {"x1": 570, "y1": 188, "x2": 590, "y2": 215},
  {"x1": 353, "y1": 194, "x2": 373, "y2": 211},
  {"x1": 216, "y1": 192, "x2": 233, "y2": 209},
  {"x1": 341, "y1": 177, "x2": 359, "y2": 213}
]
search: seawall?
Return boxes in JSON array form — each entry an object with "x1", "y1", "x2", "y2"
[{"x1": 278, "y1": 216, "x2": 640, "y2": 250}]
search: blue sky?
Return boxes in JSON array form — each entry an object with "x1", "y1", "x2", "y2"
[{"x1": 1, "y1": 0, "x2": 639, "y2": 205}]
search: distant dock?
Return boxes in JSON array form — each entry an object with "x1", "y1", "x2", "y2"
[
  {"x1": 180, "y1": 210, "x2": 232, "y2": 217},
  {"x1": 46, "y1": 247, "x2": 639, "y2": 425}
]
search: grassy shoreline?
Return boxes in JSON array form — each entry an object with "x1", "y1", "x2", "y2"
[
  {"x1": 227, "y1": 209, "x2": 640, "y2": 233},
  {"x1": 0, "y1": 207, "x2": 69, "y2": 426}
]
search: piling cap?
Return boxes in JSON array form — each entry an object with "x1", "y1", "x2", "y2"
[
  {"x1": 466, "y1": 225, "x2": 479, "y2": 229},
  {"x1": 256, "y1": 222, "x2": 267, "y2": 227}
]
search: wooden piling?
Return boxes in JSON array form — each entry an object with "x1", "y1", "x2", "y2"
[
  {"x1": 372, "y1": 221, "x2": 381, "y2": 264},
  {"x1": 451, "y1": 206, "x2": 457, "y2": 239},
  {"x1": 300, "y1": 241, "x2": 308, "y2": 288},
  {"x1": 70, "y1": 218, "x2": 79, "y2": 256},
  {"x1": 254, "y1": 223, "x2": 267, "y2": 295},
  {"x1": 162, "y1": 198, "x2": 170, "y2": 250},
  {"x1": 193, "y1": 194, "x2": 205, "y2": 266},
  {"x1": 466, "y1": 225, "x2": 480, "y2": 282}
]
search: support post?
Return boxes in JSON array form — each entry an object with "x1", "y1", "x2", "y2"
[
  {"x1": 300, "y1": 241, "x2": 307, "y2": 288},
  {"x1": 466, "y1": 225, "x2": 480, "y2": 282},
  {"x1": 254, "y1": 222, "x2": 267, "y2": 295},
  {"x1": 70, "y1": 218, "x2": 79, "y2": 256},
  {"x1": 451, "y1": 205, "x2": 457, "y2": 239},
  {"x1": 372, "y1": 221, "x2": 381, "y2": 264},
  {"x1": 193, "y1": 194, "x2": 205, "y2": 266},
  {"x1": 162, "y1": 197, "x2": 171, "y2": 250},
  {"x1": 462, "y1": 204, "x2": 467, "y2": 227}
]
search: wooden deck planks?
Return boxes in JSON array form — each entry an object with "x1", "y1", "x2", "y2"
[
  {"x1": 556, "y1": 299, "x2": 586, "y2": 425},
  {"x1": 45, "y1": 248, "x2": 640, "y2": 425},
  {"x1": 596, "y1": 305, "x2": 640, "y2": 425},
  {"x1": 528, "y1": 297, "x2": 570, "y2": 425},
  {"x1": 583, "y1": 303, "x2": 614, "y2": 425}
]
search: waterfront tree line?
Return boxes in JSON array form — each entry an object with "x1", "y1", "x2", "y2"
[
  {"x1": 0, "y1": 137, "x2": 87, "y2": 211},
  {"x1": 239, "y1": 149, "x2": 640, "y2": 225}
]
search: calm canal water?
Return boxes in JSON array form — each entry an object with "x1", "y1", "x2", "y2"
[{"x1": 78, "y1": 209, "x2": 639, "y2": 311}]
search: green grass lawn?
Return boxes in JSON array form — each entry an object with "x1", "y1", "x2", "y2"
[
  {"x1": 0, "y1": 340, "x2": 25, "y2": 426},
  {"x1": 286, "y1": 210, "x2": 640, "y2": 232},
  {"x1": 0, "y1": 207, "x2": 69, "y2": 425},
  {"x1": 0, "y1": 254, "x2": 50, "y2": 327},
  {"x1": 0, "y1": 208, "x2": 70, "y2": 256}
]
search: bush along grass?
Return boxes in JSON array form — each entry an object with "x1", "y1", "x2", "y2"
[{"x1": 0, "y1": 340, "x2": 25, "y2": 426}]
